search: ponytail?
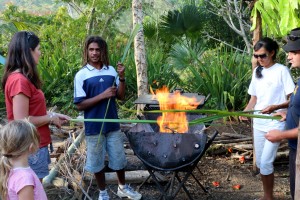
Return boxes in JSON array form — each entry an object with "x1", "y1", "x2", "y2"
[
  {"x1": 0, "y1": 155, "x2": 12, "y2": 199},
  {"x1": 255, "y1": 65, "x2": 263, "y2": 79}
]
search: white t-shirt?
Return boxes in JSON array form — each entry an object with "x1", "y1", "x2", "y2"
[{"x1": 248, "y1": 63, "x2": 295, "y2": 131}]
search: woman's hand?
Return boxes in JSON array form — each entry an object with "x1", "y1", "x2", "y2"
[
  {"x1": 272, "y1": 111, "x2": 287, "y2": 121},
  {"x1": 240, "y1": 96, "x2": 257, "y2": 122},
  {"x1": 238, "y1": 115, "x2": 249, "y2": 121},
  {"x1": 49, "y1": 112, "x2": 71, "y2": 128},
  {"x1": 239, "y1": 110, "x2": 250, "y2": 122}
]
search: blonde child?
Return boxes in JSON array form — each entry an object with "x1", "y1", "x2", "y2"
[{"x1": 0, "y1": 120, "x2": 47, "y2": 200}]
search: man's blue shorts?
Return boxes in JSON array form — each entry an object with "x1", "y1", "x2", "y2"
[{"x1": 85, "y1": 129, "x2": 127, "y2": 173}]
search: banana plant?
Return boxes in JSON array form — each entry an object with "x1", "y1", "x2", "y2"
[{"x1": 251, "y1": 0, "x2": 300, "y2": 36}]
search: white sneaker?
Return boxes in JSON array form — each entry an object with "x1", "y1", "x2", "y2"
[
  {"x1": 98, "y1": 189, "x2": 110, "y2": 200},
  {"x1": 117, "y1": 184, "x2": 142, "y2": 200}
]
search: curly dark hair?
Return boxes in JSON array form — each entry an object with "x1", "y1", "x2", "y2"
[{"x1": 82, "y1": 36, "x2": 109, "y2": 68}]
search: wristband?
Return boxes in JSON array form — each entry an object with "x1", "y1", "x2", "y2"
[
  {"x1": 48, "y1": 112, "x2": 56, "y2": 124},
  {"x1": 119, "y1": 78, "x2": 125, "y2": 82}
]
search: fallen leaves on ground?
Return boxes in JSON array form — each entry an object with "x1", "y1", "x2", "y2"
[
  {"x1": 227, "y1": 147, "x2": 233, "y2": 153},
  {"x1": 232, "y1": 184, "x2": 241, "y2": 190},
  {"x1": 212, "y1": 181, "x2": 220, "y2": 187},
  {"x1": 239, "y1": 156, "x2": 245, "y2": 164}
]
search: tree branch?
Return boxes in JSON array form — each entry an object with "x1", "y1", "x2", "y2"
[
  {"x1": 208, "y1": 0, "x2": 251, "y2": 53},
  {"x1": 67, "y1": 2, "x2": 84, "y2": 16},
  {"x1": 101, "y1": 5, "x2": 126, "y2": 36},
  {"x1": 204, "y1": 33, "x2": 247, "y2": 54}
]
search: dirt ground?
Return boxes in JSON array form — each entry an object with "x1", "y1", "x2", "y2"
[
  {"x1": 45, "y1": 120, "x2": 292, "y2": 200},
  {"x1": 0, "y1": 107, "x2": 292, "y2": 199}
]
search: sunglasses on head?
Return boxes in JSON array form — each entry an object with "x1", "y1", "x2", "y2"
[
  {"x1": 287, "y1": 34, "x2": 300, "y2": 41},
  {"x1": 26, "y1": 31, "x2": 33, "y2": 41},
  {"x1": 253, "y1": 53, "x2": 268, "y2": 59}
]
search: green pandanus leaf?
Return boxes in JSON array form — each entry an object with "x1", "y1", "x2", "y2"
[
  {"x1": 116, "y1": 101, "x2": 281, "y2": 121},
  {"x1": 73, "y1": 109, "x2": 281, "y2": 130},
  {"x1": 71, "y1": 118, "x2": 157, "y2": 124},
  {"x1": 120, "y1": 24, "x2": 142, "y2": 63}
]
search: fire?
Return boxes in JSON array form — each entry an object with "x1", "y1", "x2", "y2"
[{"x1": 154, "y1": 86, "x2": 200, "y2": 133}]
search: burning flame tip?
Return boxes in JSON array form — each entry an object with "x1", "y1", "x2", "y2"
[{"x1": 154, "y1": 86, "x2": 199, "y2": 133}]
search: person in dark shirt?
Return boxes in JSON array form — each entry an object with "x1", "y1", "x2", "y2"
[{"x1": 266, "y1": 27, "x2": 300, "y2": 200}]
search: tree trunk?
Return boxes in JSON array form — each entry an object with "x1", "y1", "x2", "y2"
[
  {"x1": 251, "y1": 3, "x2": 262, "y2": 71},
  {"x1": 132, "y1": 0, "x2": 148, "y2": 112}
]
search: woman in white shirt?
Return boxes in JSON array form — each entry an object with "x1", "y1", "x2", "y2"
[{"x1": 240, "y1": 37, "x2": 295, "y2": 200}]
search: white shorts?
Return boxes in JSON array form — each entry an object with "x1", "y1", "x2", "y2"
[{"x1": 253, "y1": 128, "x2": 280, "y2": 175}]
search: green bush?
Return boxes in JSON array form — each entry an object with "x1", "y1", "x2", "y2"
[{"x1": 169, "y1": 42, "x2": 251, "y2": 111}]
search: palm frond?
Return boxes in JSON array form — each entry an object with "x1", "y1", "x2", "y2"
[
  {"x1": 143, "y1": 21, "x2": 157, "y2": 39},
  {"x1": 181, "y1": 5, "x2": 203, "y2": 33},
  {"x1": 159, "y1": 10, "x2": 185, "y2": 36}
]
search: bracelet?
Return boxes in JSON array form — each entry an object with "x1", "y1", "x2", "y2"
[
  {"x1": 48, "y1": 112, "x2": 56, "y2": 124},
  {"x1": 119, "y1": 78, "x2": 125, "y2": 82}
]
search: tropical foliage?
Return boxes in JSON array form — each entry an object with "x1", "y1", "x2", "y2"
[
  {"x1": 251, "y1": 0, "x2": 300, "y2": 37},
  {"x1": 168, "y1": 41, "x2": 251, "y2": 110},
  {"x1": 0, "y1": 0, "x2": 63, "y2": 14},
  {"x1": 205, "y1": 0, "x2": 252, "y2": 53},
  {"x1": 1, "y1": 0, "x2": 299, "y2": 117}
]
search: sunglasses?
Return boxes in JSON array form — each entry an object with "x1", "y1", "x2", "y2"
[
  {"x1": 253, "y1": 53, "x2": 268, "y2": 59},
  {"x1": 287, "y1": 34, "x2": 300, "y2": 41},
  {"x1": 26, "y1": 31, "x2": 33, "y2": 41}
]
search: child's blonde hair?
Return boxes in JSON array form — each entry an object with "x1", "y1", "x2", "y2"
[{"x1": 0, "y1": 119, "x2": 40, "y2": 199}]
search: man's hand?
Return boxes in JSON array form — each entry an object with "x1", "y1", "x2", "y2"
[
  {"x1": 117, "y1": 62, "x2": 125, "y2": 79},
  {"x1": 261, "y1": 105, "x2": 277, "y2": 114},
  {"x1": 265, "y1": 129, "x2": 283, "y2": 143},
  {"x1": 102, "y1": 86, "x2": 117, "y2": 99}
]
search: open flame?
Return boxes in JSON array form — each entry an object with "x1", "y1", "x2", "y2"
[{"x1": 153, "y1": 86, "x2": 200, "y2": 133}]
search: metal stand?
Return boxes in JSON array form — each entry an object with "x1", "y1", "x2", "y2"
[{"x1": 137, "y1": 131, "x2": 218, "y2": 199}]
